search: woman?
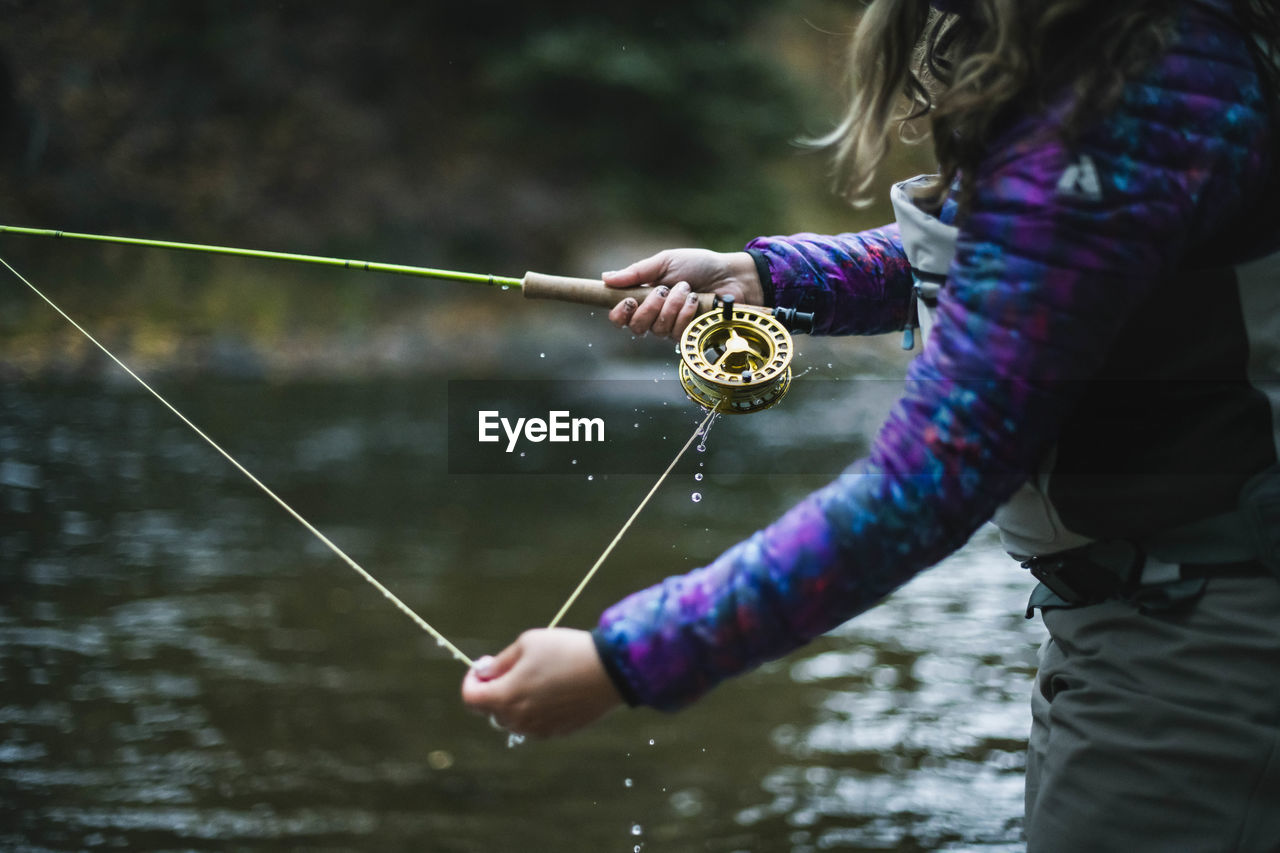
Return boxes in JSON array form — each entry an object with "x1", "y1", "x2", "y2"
[{"x1": 463, "y1": 0, "x2": 1280, "y2": 847}]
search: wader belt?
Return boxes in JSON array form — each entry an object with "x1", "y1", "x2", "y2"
[{"x1": 1022, "y1": 541, "x2": 1271, "y2": 617}]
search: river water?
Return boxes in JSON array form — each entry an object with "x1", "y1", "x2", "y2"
[{"x1": 1, "y1": 329, "x2": 1047, "y2": 852}]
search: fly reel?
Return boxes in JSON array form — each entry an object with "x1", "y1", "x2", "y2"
[{"x1": 679, "y1": 296, "x2": 795, "y2": 414}]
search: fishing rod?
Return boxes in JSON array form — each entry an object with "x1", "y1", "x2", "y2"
[
  {"x1": 0, "y1": 223, "x2": 814, "y2": 413},
  {"x1": 0, "y1": 222, "x2": 813, "y2": 659},
  {"x1": 0, "y1": 224, "x2": 718, "y2": 313}
]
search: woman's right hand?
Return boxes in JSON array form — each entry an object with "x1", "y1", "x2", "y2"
[{"x1": 603, "y1": 249, "x2": 764, "y2": 339}]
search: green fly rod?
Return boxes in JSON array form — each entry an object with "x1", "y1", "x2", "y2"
[{"x1": 0, "y1": 224, "x2": 719, "y2": 312}]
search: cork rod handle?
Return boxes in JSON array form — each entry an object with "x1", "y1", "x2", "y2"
[{"x1": 521, "y1": 271, "x2": 719, "y2": 314}]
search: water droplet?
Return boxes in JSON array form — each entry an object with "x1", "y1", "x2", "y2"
[
  {"x1": 587, "y1": 475, "x2": 594, "y2": 481},
  {"x1": 648, "y1": 739, "x2": 655, "y2": 746},
  {"x1": 520, "y1": 451, "x2": 526, "y2": 458},
  {"x1": 827, "y1": 362, "x2": 833, "y2": 369},
  {"x1": 691, "y1": 492, "x2": 702, "y2": 503},
  {"x1": 588, "y1": 342, "x2": 594, "y2": 348},
  {"x1": 696, "y1": 444, "x2": 706, "y2": 453},
  {"x1": 540, "y1": 352, "x2": 546, "y2": 358},
  {"x1": 507, "y1": 732, "x2": 526, "y2": 748},
  {"x1": 624, "y1": 778, "x2": 633, "y2": 788},
  {"x1": 694, "y1": 473, "x2": 703, "y2": 482},
  {"x1": 631, "y1": 824, "x2": 643, "y2": 836},
  {"x1": 571, "y1": 459, "x2": 578, "y2": 465},
  {"x1": 633, "y1": 423, "x2": 639, "y2": 428},
  {"x1": 501, "y1": 285, "x2": 510, "y2": 291}
]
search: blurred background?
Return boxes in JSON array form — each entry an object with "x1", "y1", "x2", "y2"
[
  {"x1": 0, "y1": 2, "x2": 1042, "y2": 851},
  {"x1": 0, "y1": 0, "x2": 931, "y2": 378}
]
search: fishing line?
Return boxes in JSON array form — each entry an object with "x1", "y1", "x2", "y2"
[
  {"x1": 0, "y1": 253, "x2": 475, "y2": 667},
  {"x1": 3, "y1": 226, "x2": 809, "y2": 672},
  {"x1": 547, "y1": 407, "x2": 718, "y2": 629}
]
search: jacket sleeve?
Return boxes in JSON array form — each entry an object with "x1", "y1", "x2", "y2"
[
  {"x1": 593, "y1": 0, "x2": 1274, "y2": 711},
  {"x1": 745, "y1": 225, "x2": 914, "y2": 336}
]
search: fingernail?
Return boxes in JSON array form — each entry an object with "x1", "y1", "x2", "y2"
[
  {"x1": 686, "y1": 294, "x2": 698, "y2": 305},
  {"x1": 473, "y1": 655, "x2": 495, "y2": 679},
  {"x1": 623, "y1": 298, "x2": 637, "y2": 311},
  {"x1": 657, "y1": 286, "x2": 669, "y2": 296},
  {"x1": 602, "y1": 270, "x2": 617, "y2": 277}
]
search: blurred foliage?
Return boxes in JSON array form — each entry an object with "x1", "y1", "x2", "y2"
[
  {"x1": 0, "y1": 0, "x2": 935, "y2": 377},
  {"x1": 0, "y1": 0, "x2": 845, "y2": 265}
]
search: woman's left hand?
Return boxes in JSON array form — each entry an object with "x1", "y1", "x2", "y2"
[{"x1": 460, "y1": 628, "x2": 623, "y2": 738}]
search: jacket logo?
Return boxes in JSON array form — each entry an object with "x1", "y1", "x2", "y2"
[{"x1": 1056, "y1": 154, "x2": 1103, "y2": 201}]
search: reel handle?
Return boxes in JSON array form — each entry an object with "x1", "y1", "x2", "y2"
[{"x1": 521, "y1": 271, "x2": 718, "y2": 313}]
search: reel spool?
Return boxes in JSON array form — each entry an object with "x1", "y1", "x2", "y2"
[{"x1": 679, "y1": 296, "x2": 794, "y2": 414}]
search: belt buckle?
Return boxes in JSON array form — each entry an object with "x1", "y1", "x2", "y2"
[
  {"x1": 1023, "y1": 555, "x2": 1092, "y2": 604},
  {"x1": 1022, "y1": 544, "x2": 1137, "y2": 605}
]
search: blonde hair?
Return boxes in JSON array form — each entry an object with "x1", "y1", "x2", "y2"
[
  {"x1": 822, "y1": 0, "x2": 1279, "y2": 213},
  {"x1": 815, "y1": 0, "x2": 935, "y2": 207}
]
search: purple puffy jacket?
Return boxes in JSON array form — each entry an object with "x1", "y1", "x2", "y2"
[{"x1": 594, "y1": 0, "x2": 1279, "y2": 711}]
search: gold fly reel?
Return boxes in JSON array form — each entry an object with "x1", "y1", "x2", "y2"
[{"x1": 679, "y1": 300, "x2": 793, "y2": 414}]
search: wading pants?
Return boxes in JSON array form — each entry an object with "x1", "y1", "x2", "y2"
[{"x1": 1025, "y1": 577, "x2": 1280, "y2": 852}]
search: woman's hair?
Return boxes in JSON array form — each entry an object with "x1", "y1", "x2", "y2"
[{"x1": 822, "y1": 0, "x2": 1280, "y2": 212}]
